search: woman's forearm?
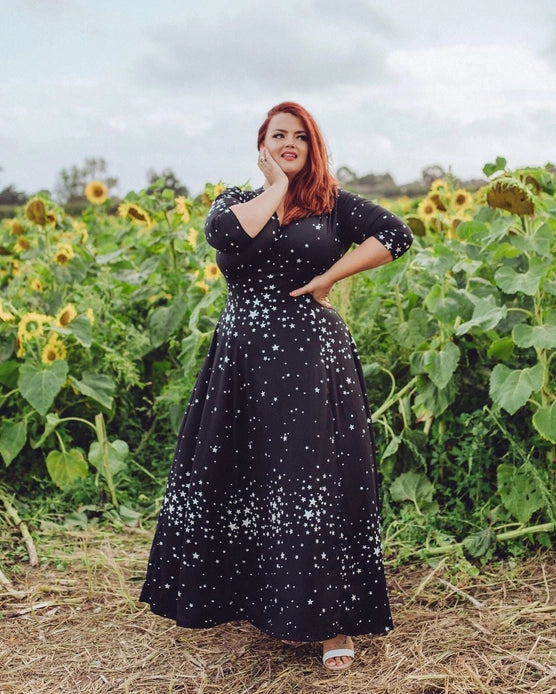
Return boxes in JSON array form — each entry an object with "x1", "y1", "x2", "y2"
[
  {"x1": 229, "y1": 181, "x2": 287, "y2": 238},
  {"x1": 323, "y1": 236, "x2": 393, "y2": 284}
]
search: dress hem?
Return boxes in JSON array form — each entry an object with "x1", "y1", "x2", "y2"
[{"x1": 140, "y1": 599, "x2": 394, "y2": 643}]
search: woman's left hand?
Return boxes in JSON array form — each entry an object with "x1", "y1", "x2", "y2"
[{"x1": 289, "y1": 275, "x2": 334, "y2": 308}]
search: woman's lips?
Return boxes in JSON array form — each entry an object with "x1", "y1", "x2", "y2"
[{"x1": 282, "y1": 152, "x2": 297, "y2": 160}]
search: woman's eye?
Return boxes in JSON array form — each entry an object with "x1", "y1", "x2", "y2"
[{"x1": 273, "y1": 133, "x2": 284, "y2": 138}]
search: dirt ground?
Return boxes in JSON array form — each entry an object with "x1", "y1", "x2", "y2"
[{"x1": 0, "y1": 527, "x2": 554, "y2": 694}]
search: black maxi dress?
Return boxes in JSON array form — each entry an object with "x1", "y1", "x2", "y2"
[{"x1": 140, "y1": 187, "x2": 413, "y2": 641}]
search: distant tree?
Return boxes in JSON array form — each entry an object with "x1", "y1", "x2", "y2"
[
  {"x1": 336, "y1": 166, "x2": 357, "y2": 185},
  {"x1": 147, "y1": 167, "x2": 189, "y2": 197},
  {"x1": 421, "y1": 165, "x2": 448, "y2": 187},
  {"x1": 0, "y1": 185, "x2": 27, "y2": 205},
  {"x1": 54, "y1": 157, "x2": 118, "y2": 203}
]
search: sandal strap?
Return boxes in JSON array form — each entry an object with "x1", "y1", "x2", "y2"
[{"x1": 322, "y1": 648, "x2": 355, "y2": 664}]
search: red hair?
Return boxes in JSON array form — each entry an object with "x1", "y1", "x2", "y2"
[{"x1": 257, "y1": 102, "x2": 338, "y2": 225}]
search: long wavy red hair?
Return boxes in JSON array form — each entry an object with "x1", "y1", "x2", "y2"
[{"x1": 257, "y1": 102, "x2": 338, "y2": 225}]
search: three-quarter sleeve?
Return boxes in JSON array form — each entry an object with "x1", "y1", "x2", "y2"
[
  {"x1": 204, "y1": 187, "x2": 255, "y2": 254},
  {"x1": 336, "y1": 189, "x2": 413, "y2": 260}
]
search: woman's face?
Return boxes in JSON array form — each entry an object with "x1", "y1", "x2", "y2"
[{"x1": 263, "y1": 112, "x2": 309, "y2": 179}]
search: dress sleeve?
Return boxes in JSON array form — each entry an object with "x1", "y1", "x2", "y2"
[
  {"x1": 204, "y1": 187, "x2": 256, "y2": 254},
  {"x1": 336, "y1": 189, "x2": 413, "y2": 260}
]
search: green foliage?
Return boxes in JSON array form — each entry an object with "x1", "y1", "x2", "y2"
[
  {"x1": 349, "y1": 162, "x2": 555, "y2": 561},
  {"x1": 1, "y1": 163, "x2": 554, "y2": 564},
  {"x1": 0, "y1": 180, "x2": 226, "y2": 513}
]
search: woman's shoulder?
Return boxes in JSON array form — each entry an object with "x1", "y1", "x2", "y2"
[{"x1": 218, "y1": 185, "x2": 262, "y2": 202}]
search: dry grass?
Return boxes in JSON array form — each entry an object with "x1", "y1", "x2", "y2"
[{"x1": 0, "y1": 527, "x2": 555, "y2": 694}]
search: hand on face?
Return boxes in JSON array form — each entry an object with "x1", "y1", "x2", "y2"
[{"x1": 258, "y1": 146, "x2": 289, "y2": 188}]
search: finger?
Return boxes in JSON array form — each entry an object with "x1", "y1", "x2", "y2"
[
  {"x1": 289, "y1": 284, "x2": 313, "y2": 297},
  {"x1": 316, "y1": 297, "x2": 333, "y2": 308}
]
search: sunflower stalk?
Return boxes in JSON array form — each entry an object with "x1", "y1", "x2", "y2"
[
  {"x1": 0, "y1": 485, "x2": 39, "y2": 566},
  {"x1": 94, "y1": 413, "x2": 118, "y2": 507},
  {"x1": 417, "y1": 522, "x2": 556, "y2": 558}
]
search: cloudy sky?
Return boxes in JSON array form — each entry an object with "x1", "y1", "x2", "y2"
[{"x1": 1, "y1": 0, "x2": 555, "y2": 199}]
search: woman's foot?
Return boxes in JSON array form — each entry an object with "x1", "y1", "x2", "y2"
[{"x1": 322, "y1": 634, "x2": 354, "y2": 670}]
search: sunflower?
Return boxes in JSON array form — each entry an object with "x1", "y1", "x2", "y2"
[
  {"x1": 54, "y1": 244, "x2": 75, "y2": 265},
  {"x1": 430, "y1": 179, "x2": 448, "y2": 193},
  {"x1": 85, "y1": 308, "x2": 95, "y2": 325},
  {"x1": 14, "y1": 237, "x2": 30, "y2": 253},
  {"x1": 417, "y1": 198, "x2": 437, "y2": 220},
  {"x1": 72, "y1": 220, "x2": 89, "y2": 244},
  {"x1": 11, "y1": 260, "x2": 21, "y2": 277},
  {"x1": 204, "y1": 262, "x2": 221, "y2": 281},
  {"x1": 213, "y1": 182, "x2": 226, "y2": 197},
  {"x1": 194, "y1": 280, "x2": 209, "y2": 293},
  {"x1": 55, "y1": 303, "x2": 77, "y2": 327},
  {"x1": 30, "y1": 277, "x2": 43, "y2": 292},
  {"x1": 0, "y1": 299, "x2": 15, "y2": 322},
  {"x1": 453, "y1": 189, "x2": 474, "y2": 210},
  {"x1": 396, "y1": 196, "x2": 412, "y2": 213},
  {"x1": 84, "y1": 180, "x2": 108, "y2": 205},
  {"x1": 430, "y1": 193, "x2": 447, "y2": 212},
  {"x1": 41, "y1": 333, "x2": 67, "y2": 364},
  {"x1": 25, "y1": 198, "x2": 47, "y2": 225},
  {"x1": 487, "y1": 180, "x2": 535, "y2": 215},
  {"x1": 187, "y1": 227, "x2": 198, "y2": 248},
  {"x1": 118, "y1": 202, "x2": 152, "y2": 226},
  {"x1": 175, "y1": 196, "x2": 191, "y2": 223},
  {"x1": 17, "y1": 312, "x2": 51, "y2": 341},
  {"x1": 9, "y1": 220, "x2": 25, "y2": 236}
]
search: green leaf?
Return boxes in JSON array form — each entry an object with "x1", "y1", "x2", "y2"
[
  {"x1": 390, "y1": 471, "x2": 434, "y2": 514},
  {"x1": 424, "y1": 285, "x2": 470, "y2": 324},
  {"x1": 381, "y1": 435, "x2": 401, "y2": 460},
  {"x1": 487, "y1": 337, "x2": 515, "y2": 361},
  {"x1": 497, "y1": 463, "x2": 545, "y2": 524},
  {"x1": 88, "y1": 439, "x2": 129, "y2": 478},
  {"x1": 179, "y1": 331, "x2": 205, "y2": 374},
  {"x1": 512, "y1": 323, "x2": 556, "y2": 349},
  {"x1": 532, "y1": 404, "x2": 556, "y2": 443},
  {"x1": 508, "y1": 223, "x2": 553, "y2": 255},
  {"x1": 0, "y1": 360, "x2": 19, "y2": 388},
  {"x1": 455, "y1": 220, "x2": 489, "y2": 241},
  {"x1": 69, "y1": 372, "x2": 115, "y2": 410},
  {"x1": 455, "y1": 296, "x2": 507, "y2": 335},
  {"x1": 462, "y1": 528, "x2": 496, "y2": 558},
  {"x1": 423, "y1": 342, "x2": 460, "y2": 389},
  {"x1": 31, "y1": 413, "x2": 61, "y2": 449},
  {"x1": 413, "y1": 376, "x2": 456, "y2": 417},
  {"x1": 118, "y1": 504, "x2": 142, "y2": 527},
  {"x1": 18, "y1": 360, "x2": 68, "y2": 416},
  {"x1": 489, "y1": 363, "x2": 544, "y2": 414},
  {"x1": 46, "y1": 448, "x2": 88, "y2": 488},
  {"x1": 0, "y1": 419, "x2": 27, "y2": 466},
  {"x1": 147, "y1": 296, "x2": 187, "y2": 348},
  {"x1": 68, "y1": 315, "x2": 92, "y2": 347},
  {"x1": 188, "y1": 288, "x2": 221, "y2": 331},
  {"x1": 483, "y1": 157, "x2": 507, "y2": 177},
  {"x1": 494, "y1": 258, "x2": 545, "y2": 296}
]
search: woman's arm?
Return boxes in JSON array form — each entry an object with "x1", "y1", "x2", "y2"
[
  {"x1": 229, "y1": 147, "x2": 288, "y2": 237},
  {"x1": 289, "y1": 236, "x2": 393, "y2": 308}
]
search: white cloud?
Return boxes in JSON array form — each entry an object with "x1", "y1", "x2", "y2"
[
  {"x1": 135, "y1": 3, "x2": 393, "y2": 92},
  {"x1": 387, "y1": 44, "x2": 556, "y2": 124}
]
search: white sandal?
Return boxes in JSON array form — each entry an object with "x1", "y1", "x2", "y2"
[{"x1": 322, "y1": 647, "x2": 355, "y2": 671}]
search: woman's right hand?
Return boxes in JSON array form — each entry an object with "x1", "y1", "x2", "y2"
[{"x1": 258, "y1": 146, "x2": 288, "y2": 189}]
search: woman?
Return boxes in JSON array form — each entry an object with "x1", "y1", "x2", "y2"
[{"x1": 140, "y1": 102, "x2": 413, "y2": 671}]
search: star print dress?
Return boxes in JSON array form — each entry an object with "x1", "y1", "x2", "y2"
[{"x1": 140, "y1": 187, "x2": 413, "y2": 641}]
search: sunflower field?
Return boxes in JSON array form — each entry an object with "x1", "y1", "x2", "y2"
[{"x1": 0, "y1": 162, "x2": 554, "y2": 566}]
